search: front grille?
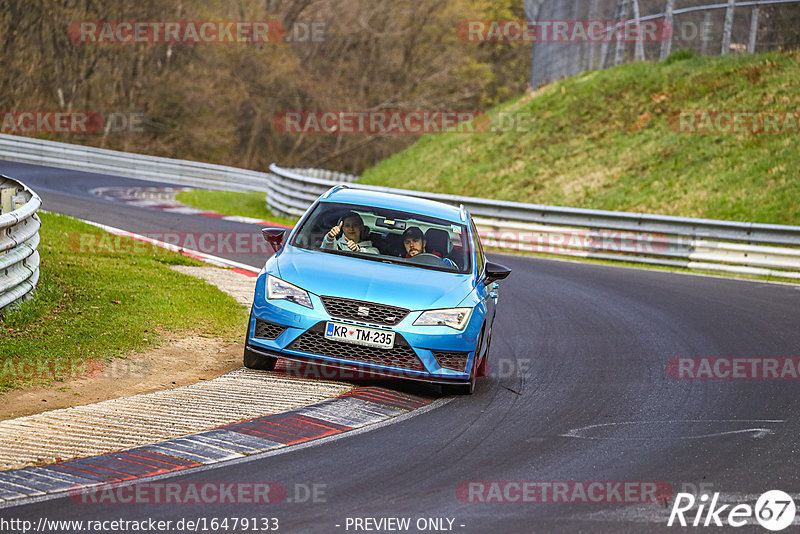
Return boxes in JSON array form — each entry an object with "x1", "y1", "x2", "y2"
[
  {"x1": 288, "y1": 325, "x2": 424, "y2": 371},
  {"x1": 254, "y1": 319, "x2": 287, "y2": 340},
  {"x1": 321, "y1": 296, "x2": 409, "y2": 326},
  {"x1": 433, "y1": 351, "x2": 470, "y2": 372}
]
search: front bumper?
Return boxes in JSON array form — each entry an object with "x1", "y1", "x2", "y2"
[
  {"x1": 243, "y1": 342, "x2": 474, "y2": 386},
  {"x1": 247, "y1": 277, "x2": 482, "y2": 384}
]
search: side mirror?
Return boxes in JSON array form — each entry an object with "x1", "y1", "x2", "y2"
[
  {"x1": 484, "y1": 261, "x2": 511, "y2": 285},
  {"x1": 262, "y1": 227, "x2": 287, "y2": 253}
]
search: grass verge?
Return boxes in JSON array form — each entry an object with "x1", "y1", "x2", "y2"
[
  {"x1": 0, "y1": 212, "x2": 249, "y2": 392},
  {"x1": 174, "y1": 190, "x2": 297, "y2": 226}
]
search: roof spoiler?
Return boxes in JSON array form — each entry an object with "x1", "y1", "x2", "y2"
[{"x1": 321, "y1": 184, "x2": 352, "y2": 199}]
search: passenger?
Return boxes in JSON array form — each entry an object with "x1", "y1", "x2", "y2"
[
  {"x1": 402, "y1": 226, "x2": 426, "y2": 257},
  {"x1": 322, "y1": 212, "x2": 379, "y2": 254},
  {"x1": 402, "y1": 227, "x2": 456, "y2": 268}
]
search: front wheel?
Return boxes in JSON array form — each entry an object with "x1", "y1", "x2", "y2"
[
  {"x1": 476, "y1": 328, "x2": 492, "y2": 378},
  {"x1": 441, "y1": 359, "x2": 476, "y2": 395},
  {"x1": 441, "y1": 332, "x2": 481, "y2": 395},
  {"x1": 243, "y1": 345, "x2": 277, "y2": 370},
  {"x1": 243, "y1": 310, "x2": 277, "y2": 370}
]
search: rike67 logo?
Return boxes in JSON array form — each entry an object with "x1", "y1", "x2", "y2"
[{"x1": 668, "y1": 490, "x2": 796, "y2": 531}]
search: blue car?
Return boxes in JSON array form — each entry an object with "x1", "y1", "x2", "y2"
[{"x1": 244, "y1": 186, "x2": 511, "y2": 394}]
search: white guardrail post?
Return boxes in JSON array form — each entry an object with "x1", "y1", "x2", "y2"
[
  {"x1": 0, "y1": 133, "x2": 798, "y2": 279},
  {"x1": 0, "y1": 176, "x2": 42, "y2": 310}
]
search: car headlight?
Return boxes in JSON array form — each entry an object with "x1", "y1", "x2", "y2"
[
  {"x1": 413, "y1": 308, "x2": 472, "y2": 330},
  {"x1": 267, "y1": 275, "x2": 313, "y2": 309}
]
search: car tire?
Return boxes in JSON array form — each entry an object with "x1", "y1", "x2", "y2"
[
  {"x1": 243, "y1": 310, "x2": 278, "y2": 371},
  {"x1": 441, "y1": 330, "x2": 482, "y2": 395},
  {"x1": 243, "y1": 345, "x2": 278, "y2": 370},
  {"x1": 476, "y1": 327, "x2": 491, "y2": 378},
  {"x1": 441, "y1": 357, "x2": 477, "y2": 395}
]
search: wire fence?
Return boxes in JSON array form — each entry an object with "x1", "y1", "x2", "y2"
[{"x1": 523, "y1": 0, "x2": 800, "y2": 88}]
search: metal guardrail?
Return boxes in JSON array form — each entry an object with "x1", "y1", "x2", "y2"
[
  {"x1": 0, "y1": 176, "x2": 41, "y2": 310},
  {"x1": 0, "y1": 133, "x2": 798, "y2": 279},
  {"x1": 267, "y1": 165, "x2": 800, "y2": 280},
  {"x1": 0, "y1": 134, "x2": 271, "y2": 193}
]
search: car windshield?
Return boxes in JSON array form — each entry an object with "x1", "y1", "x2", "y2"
[{"x1": 291, "y1": 201, "x2": 472, "y2": 273}]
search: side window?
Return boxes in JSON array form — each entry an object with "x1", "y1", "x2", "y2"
[{"x1": 470, "y1": 220, "x2": 485, "y2": 277}]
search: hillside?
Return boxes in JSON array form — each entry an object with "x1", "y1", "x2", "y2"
[
  {"x1": 0, "y1": 0, "x2": 527, "y2": 174},
  {"x1": 358, "y1": 50, "x2": 800, "y2": 225}
]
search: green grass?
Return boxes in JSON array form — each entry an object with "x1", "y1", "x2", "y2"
[
  {"x1": 358, "y1": 50, "x2": 800, "y2": 226},
  {"x1": 0, "y1": 212, "x2": 249, "y2": 392},
  {"x1": 175, "y1": 190, "x2": 297, "y2": 226}
]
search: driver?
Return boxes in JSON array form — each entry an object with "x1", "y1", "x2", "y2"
[
  {"x1": 402, "y1": 226, "x2": 456, "y2": 268},
  {"x1": 322, "y1": 212, "x2": 379, "y2": 254}
]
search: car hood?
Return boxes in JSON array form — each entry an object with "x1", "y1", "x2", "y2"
[{"x1": 275, "y1": 247, "x2": 473, "y2": 311}]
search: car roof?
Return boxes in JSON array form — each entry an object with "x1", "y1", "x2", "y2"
[{"x1": 320, "y1": 186, "x2": 466, "y2": 223}]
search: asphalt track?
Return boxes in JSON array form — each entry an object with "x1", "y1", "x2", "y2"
[{"x1": 2, "y1": 159, "x2": 800, "y2": 533}]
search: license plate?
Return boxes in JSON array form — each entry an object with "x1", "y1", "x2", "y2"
[{"x1": 324, "y1": 322, "x2": 395, "y2": 350}]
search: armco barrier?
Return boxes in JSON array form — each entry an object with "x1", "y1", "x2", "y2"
[
  {"x1": 0, "y1": 134, "x2": 798, "y2": 279},
  {"x1": 0, "y1": 176, "x2": 41, "y2": 310},
  {"x1": 267, "y1": 165, "x2": 800, "y2": 280},
  {"x1": 0, "y1": 134, "x2": 270, "y2": 193}
]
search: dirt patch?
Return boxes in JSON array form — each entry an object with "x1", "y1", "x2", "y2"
[
  {"x1": 1, "y1": 266, "x2": 257, "y2": 421},
  {"x1": 0, "y1": 335, "x2": 243, "y2": 421}
]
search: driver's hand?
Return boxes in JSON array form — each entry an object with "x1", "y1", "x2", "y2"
[
  {"x1": 328, "y1": 222, "x2": 343, "y2": 239},
  {"x1": 345, "y1": 238, "x2": 359, "y2": 251}
]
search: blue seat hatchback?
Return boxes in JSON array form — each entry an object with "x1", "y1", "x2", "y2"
[{"x1": 244, "y1": 186, "x2": 510, "y2": 395}]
